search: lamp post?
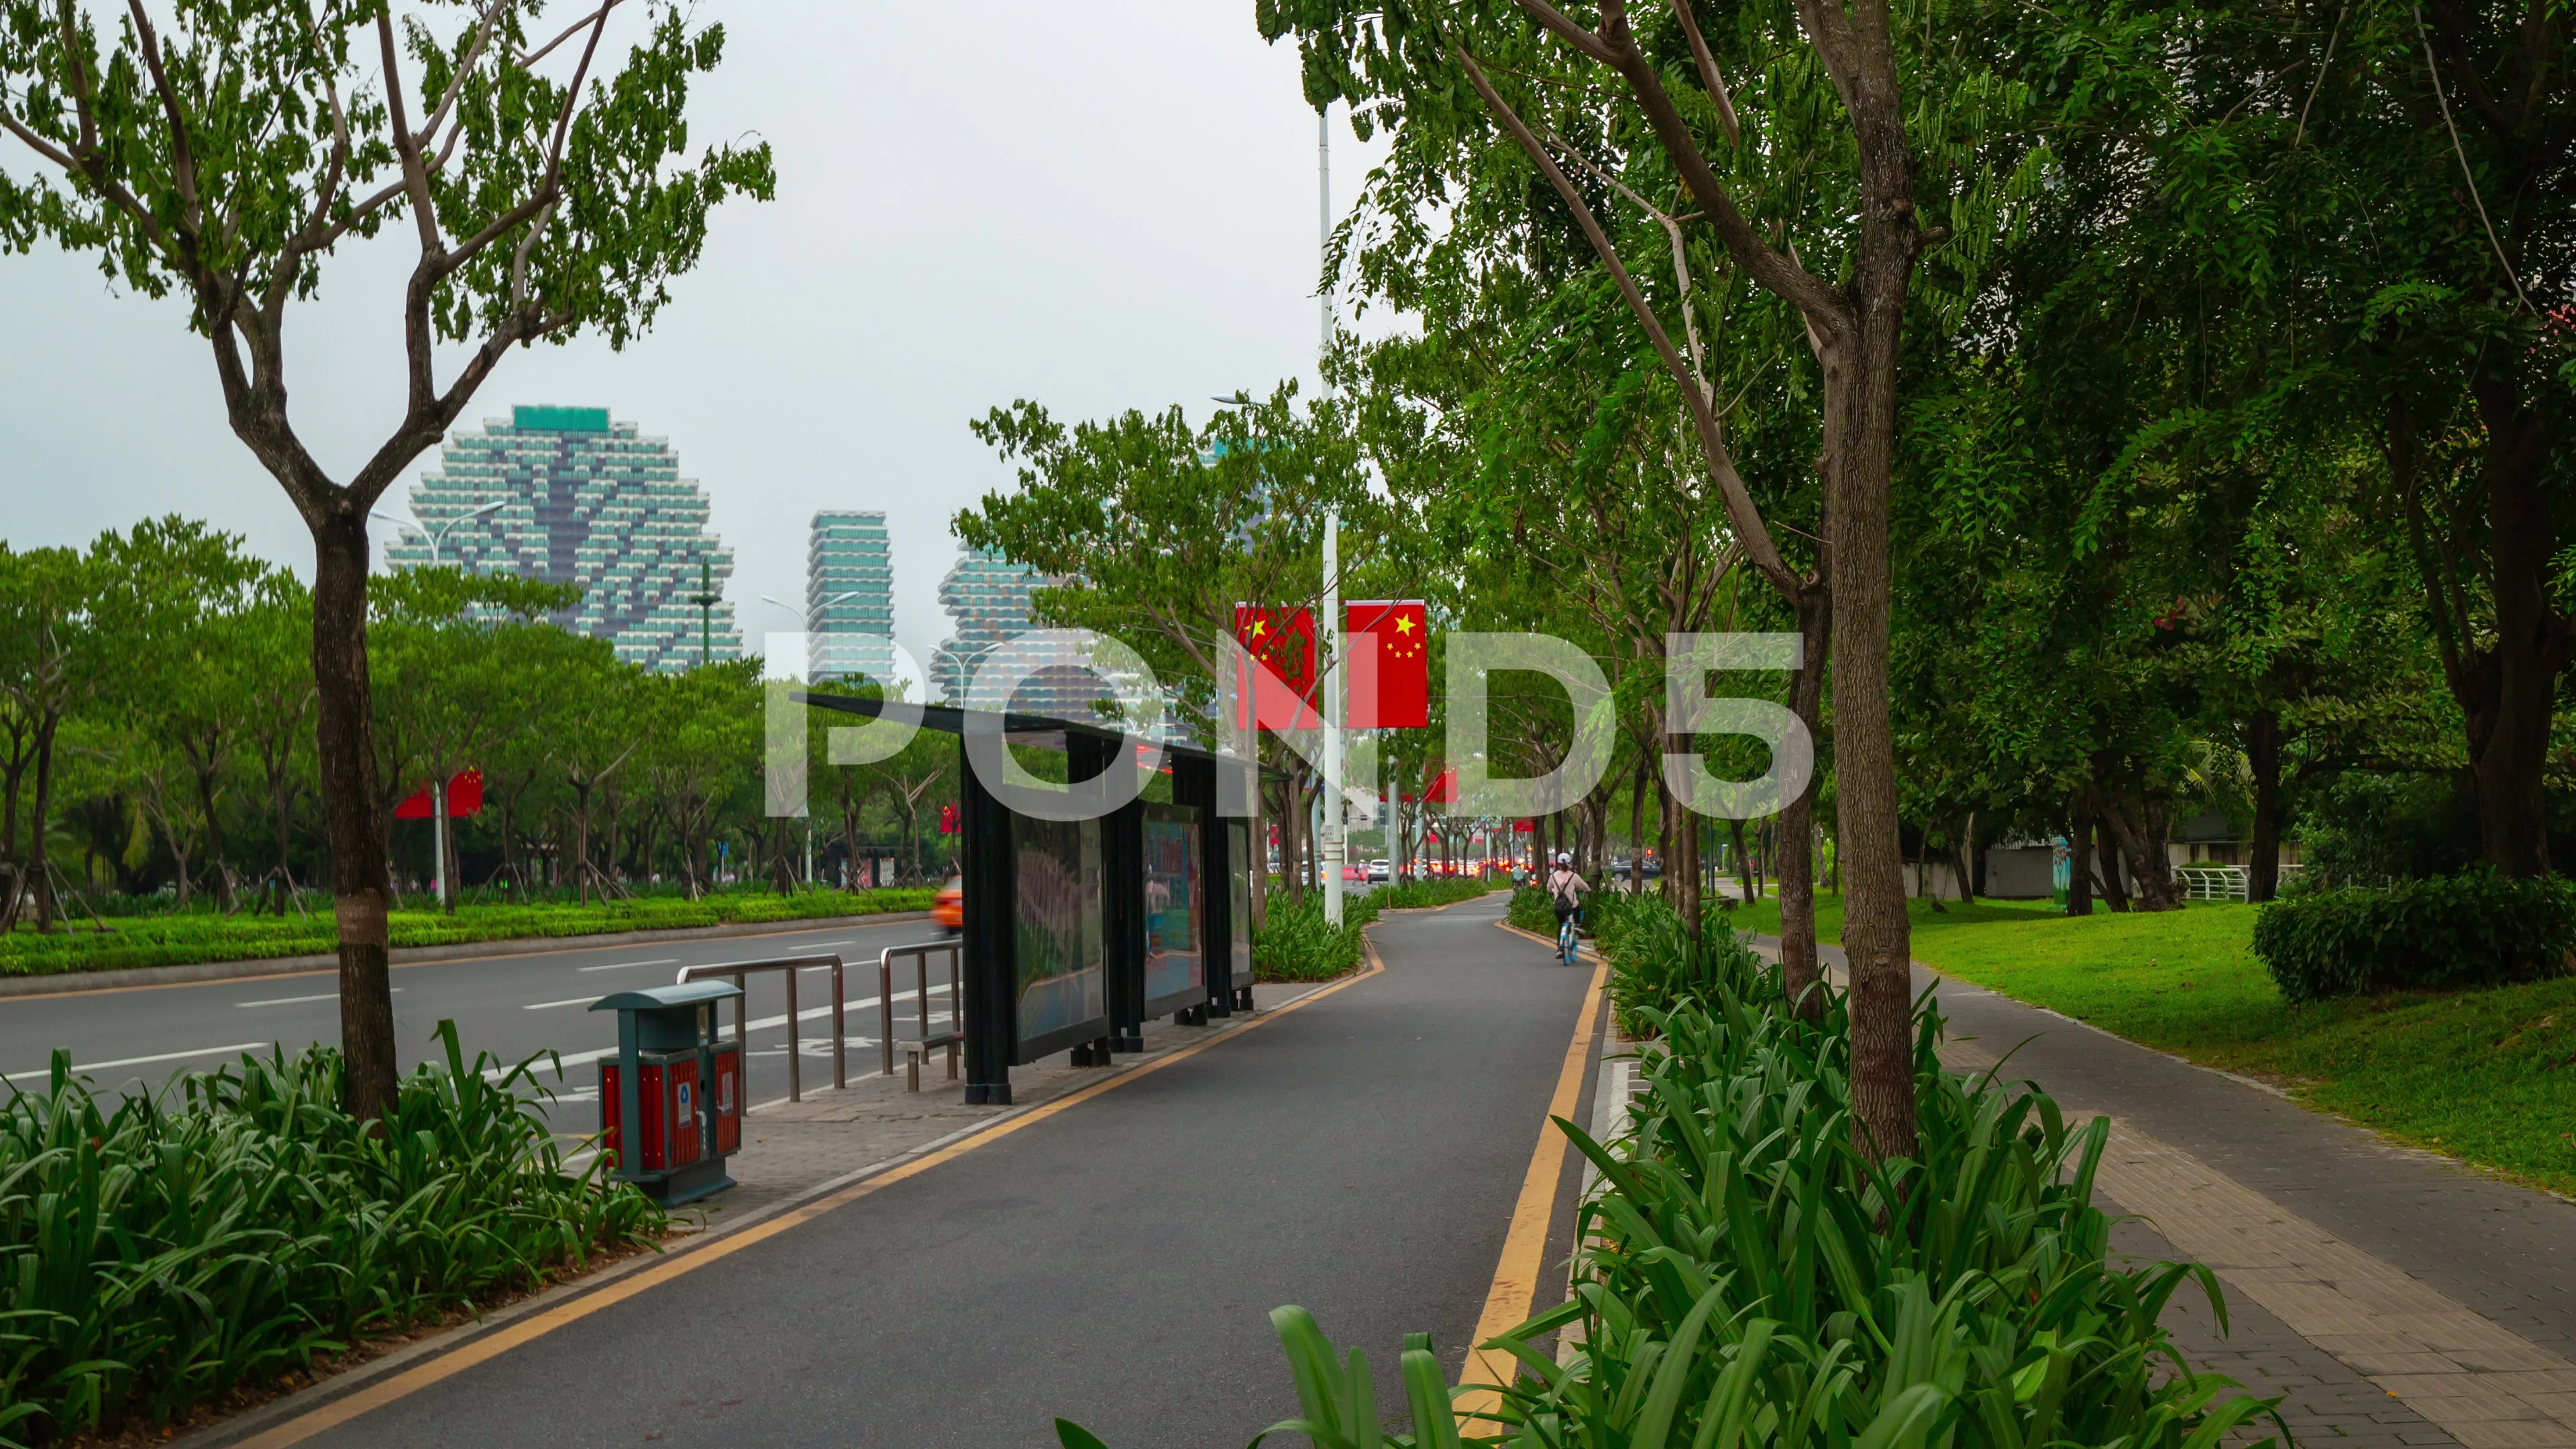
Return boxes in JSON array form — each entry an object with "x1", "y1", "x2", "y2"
[
  {"x1": 759, "y1": 592, "x2": 863, "y2": 887},
  {"x1": 369, "y1": 498, "x2": 504, "y2": 910},
  {"x1": 371, "y1": 498, "x2": 504, "y2": 568}
]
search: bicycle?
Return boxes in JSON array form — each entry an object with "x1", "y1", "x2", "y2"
[{"x1": 1556, "y1": 908, "x2": 1582, "y2": 967}]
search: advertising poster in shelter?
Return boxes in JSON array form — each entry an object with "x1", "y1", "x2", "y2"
[
  {"x1": 1013, "y1": 816, "x2": 1106, "y2": 1043},
  {"x1": 1227, "y1": 818, "x2": 1252, "y2": 984},
  {"x1": 1143, "y1": 804, "x2": 1203, "y2": 1007}
]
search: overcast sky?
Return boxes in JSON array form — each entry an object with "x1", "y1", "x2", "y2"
[{"x1": 0, "y1": 1, "x2": 1391, "y2": 671}]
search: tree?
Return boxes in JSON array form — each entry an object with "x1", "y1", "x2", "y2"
[
  {"x1": 1265, "y1": 0, "x2": 2055, "y2": 1159},
  {"x1": 958, "y1": 382, "x2": 1377, "y2": 921},
  {"x1": 0, "y1": 1, "x2": 772, "y2": 1116}
]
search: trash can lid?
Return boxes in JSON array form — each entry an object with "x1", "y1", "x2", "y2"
[{"x1": 588, "y1": 980, "x2": 743, "y2": 1012}]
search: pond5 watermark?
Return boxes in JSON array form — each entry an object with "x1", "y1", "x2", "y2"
[{"x1": 763, "y1": 629, "x2": 1811, "y2": 823}]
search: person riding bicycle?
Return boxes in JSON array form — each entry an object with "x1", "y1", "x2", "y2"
[{"x1": 1544, "y1": 853, "x2": 1589, "y2": 936}]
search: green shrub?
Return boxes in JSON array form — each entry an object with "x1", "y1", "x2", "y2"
[
  {"x1": 1062, "y1": 967, "x2": 2280, "y2": 1449},
  {"x1": 1507, "y1": 885, "x2": 1556, "y2": 934},
  {"x1": 0, "y1": 888, "x2": 936, "y2": 979},
  {"x1": 0, "y1": 1023, "x2": 661, "y2": 1444},
  {"x1": 1252, "y1": 892, "x2": 1382, "y2": 981},
  {"x1": 1375, "y1": 876, "x2": 1495, "y2": 910},
  {"x1": 1598, "y1": 896, "x2": 1766, "y2": 1036},
  {"x1": 2253, "y1": 869, "x2": 2576, "y2": 1002}
]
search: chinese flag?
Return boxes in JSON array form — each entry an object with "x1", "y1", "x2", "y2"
[
  {"x1": 1344, "y1": 600, "x2": 1430, "y2": 729},
  {"x1": 394, "y1": 768, "x2": 483, "y2": 820},
  {"x1": 1232, "y1": 604, "x2": 1321, "y2": 730}
]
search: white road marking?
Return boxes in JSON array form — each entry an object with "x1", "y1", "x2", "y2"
[
  {"x1": 234, "y1": 989, "x2": 400, "y2": 1008},
  {"x1": 522, "y1": 996, "x2": 604, "y2": 1011},
  {"x1": 576, "y1": 957, "x2": 680, "y2": 973},
  {"x1": 5, "y1": 1041, "x2": 274, "y2": 1081}
]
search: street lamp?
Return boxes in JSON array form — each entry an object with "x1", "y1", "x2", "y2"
[
  {"x1": 368, "y1": 497, "x2": 503, "y2": 910},
  {"x1": 371, "y1": 498, "x2": 504, "y2": 566},
  {"x1": 759, "y1": 592, "x2": 863, "y2": 889}
]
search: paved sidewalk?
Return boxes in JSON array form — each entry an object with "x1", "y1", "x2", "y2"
[{"x1": 1769, "y1": 934, "x2": 2576, "y2": 1449}]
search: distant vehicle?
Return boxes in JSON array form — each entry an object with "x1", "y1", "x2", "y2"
[
  {"x1": 933, "y1": 875, "x2": 964, "y2": 934},
  {"x1": 1368, "y1": 859, "x2": 1391, "y2": 881}
]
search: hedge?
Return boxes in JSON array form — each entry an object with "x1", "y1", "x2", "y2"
[
  {"x1": 2252, "y1": 869, "x2": 2576, "y2": 1003},
  {"x1": 0, "y1": 888, "x2": 936, "y2": 979}
]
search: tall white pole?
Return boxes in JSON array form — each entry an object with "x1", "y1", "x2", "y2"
[
  {"x1": 1322, "y1": 507, "x2": 1344, "y2": 924},
  {"x1": 1318, "y1": 105, "x2": 1346, "y2": 925},
  {"x1": 433, "y1": 775, "x2": 449, "y2": 910}
]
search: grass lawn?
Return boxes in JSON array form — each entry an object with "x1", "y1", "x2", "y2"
[
  {"x1": 1725, "y1": 890, "x2": 2576, "y2": 1198},
  {"x1": 0, "y1": 888, "x2": 938, "y2": 979}
]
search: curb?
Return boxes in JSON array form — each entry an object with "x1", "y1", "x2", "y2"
[{"x1": 0, "y1": 912, "x2": 934, "y2": 1000}]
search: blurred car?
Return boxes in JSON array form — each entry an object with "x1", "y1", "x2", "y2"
[
  {"x1": 1368, "y1": 859, "x2": 1391, "y2": 881},
  {"x1": 932, "y1": 875, "x2": 964, "y2": 934}
]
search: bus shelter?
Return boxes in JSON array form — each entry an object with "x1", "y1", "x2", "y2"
[{"x1": 797, "y1": 696, "x2": 1256, "y2": 1105}]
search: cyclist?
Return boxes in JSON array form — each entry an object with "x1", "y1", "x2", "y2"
[{"x1": 1545, "y1": 852, "x2": 1589, "y2": 964}]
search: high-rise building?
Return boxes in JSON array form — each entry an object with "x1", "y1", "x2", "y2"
[
  {"x1": 931, "y1": 548, "x2": 1106, "y2": 720},
  {"x1": 384, "y1": 405, "x2": 741, "y2": 672},
  {"x1": 806, "y1": 511, "x2": 896, "y2": 685}
]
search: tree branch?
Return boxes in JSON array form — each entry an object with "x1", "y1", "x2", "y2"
[
  {"x1": 123, "y1": 0, "x2": 202, "y2": 243},
  {"x1": 416, "y1": 0, "x2": 519, "y2": 158},
  {"x1": 1456, "y1": 44, "x2": 1801, "y2": 598},
  {"x1": 1662, "y1": 0, "x2": 1742, "y2": 146}
]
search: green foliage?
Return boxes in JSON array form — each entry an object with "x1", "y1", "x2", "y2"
[
  {"x1": 1373, "y1": 876, "x2": 1495, "y2": 910},
  {"x1": 0, "y1": 1023, "x2": 661, "y2": 1444},
  {"x1": 1252, "y1": 892, "x2": 1381, "y2": 982},
  {"x1": 0, "y1": 890, "x2": 933, "y2": 978},
  {"x1": 1597, "y1": 896, "x2": 1769, "y2": 1036},
  {"x1": 2290, "y1": 773, "x2": 2488, "y2": 888},
  {"x1": 2253, "y1": 871, "x2": 2576, "y2": 1003},
  {"x1": 1506, "y1": 885, "x2": 1556, "y2": 935},
  {"x1": 1065, "y1": 971, "x2": 2277, "y2": 1448}
]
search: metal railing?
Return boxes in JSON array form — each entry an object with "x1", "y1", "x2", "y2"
[
  {"x1": 880, "y1": 940, "x2": 963, "y2": 1090},
  {"x1": 2176, "y1": 865, "x2": 2247, "y2": 902},
  {"x1": 676, "y1": 954, "x2": 849, "y2": 1102}
]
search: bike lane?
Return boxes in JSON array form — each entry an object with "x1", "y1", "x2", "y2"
[{"x1": 239, "y1": 893, "x2": 1603, "y2": 1449}]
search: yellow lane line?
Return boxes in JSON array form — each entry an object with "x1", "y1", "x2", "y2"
[
  {"x1": 237, "y1": 955, "x2": 1387, "y2": 1448},
  {"x1": 1454, "y1": 947, "x2": 1609, "y2": 1419}
]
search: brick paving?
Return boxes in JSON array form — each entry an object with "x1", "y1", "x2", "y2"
[
  {"x1": 1722, "y1": 936, "x2": 2576, "y2": 1447},
  {"x1": 1937, "y1": 1024, "x2": 2572, "y2": 1447}
]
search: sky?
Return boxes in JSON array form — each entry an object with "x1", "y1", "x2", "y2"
[{"x1": 0, "y1": 1, "x2": 1392, "y2": 672}]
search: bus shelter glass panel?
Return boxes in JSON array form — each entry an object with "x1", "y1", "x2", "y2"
[
  {"x1": 1226, "y1": 818, "x2": 1252, "y2": 985},
  {"x1": 1014, "y1": 815, "x2": 1106, "y2": 1044},
  {"x1": 1143, "y1": 804, "x2": 1203, "y2": 1007}
]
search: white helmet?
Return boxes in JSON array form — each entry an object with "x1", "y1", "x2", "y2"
[{"x1": 1556, "y1": 852, "x2": 1572, "y2": 866}]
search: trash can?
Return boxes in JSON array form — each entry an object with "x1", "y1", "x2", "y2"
[{"x1": 592, "y1": 979, "x2": 743, "y2": 1205}]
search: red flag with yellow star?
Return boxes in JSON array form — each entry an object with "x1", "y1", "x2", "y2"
[
  {"x1": 1344, "y1": 600, "x2": 1430, "y2": 728},
  {"x1": 1232, "y1": 604, "x2": 1320, "y2": 729}
]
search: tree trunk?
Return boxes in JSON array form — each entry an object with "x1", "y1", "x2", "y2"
[
  {"x1": 27, "y1": 716, "x2": 60, "y2": 932},
  {"x1": 1626, "y1": 758, "x2": 1648, "y2": 894},
  {"x1": 2102, "y1": 798, "x2": 2178, "y2": 912},
  {"x1": 312, "y1": 515, "x2": 398, "y2": 1123},
  {"x1": 1776, "y1": 587, "x2": 1831, "y2": 1020},
  {"x1": 2093, "y1": 816, "x2": 2130, "y2": 912},
  {"x1": 1953, "y1": 812, "x2": 1977, "y2": 907},
  {"x1": 195, "y1": 761, "x2": 233, "y2": 913},
  {"x1": 2248, "y1": 708, "x2": 2283, "y2": 902},
  {"x1": 2462, "y1": 395, "x2": 2563, "y2": 877}
]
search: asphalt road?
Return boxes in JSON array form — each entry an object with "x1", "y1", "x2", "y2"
[
  {"x1": 0, "y1": 916, "x2": 957, "y2": 1120},
  {"x1": 291, "y1": 892, "x2": 1604, "y2": 1448}
]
